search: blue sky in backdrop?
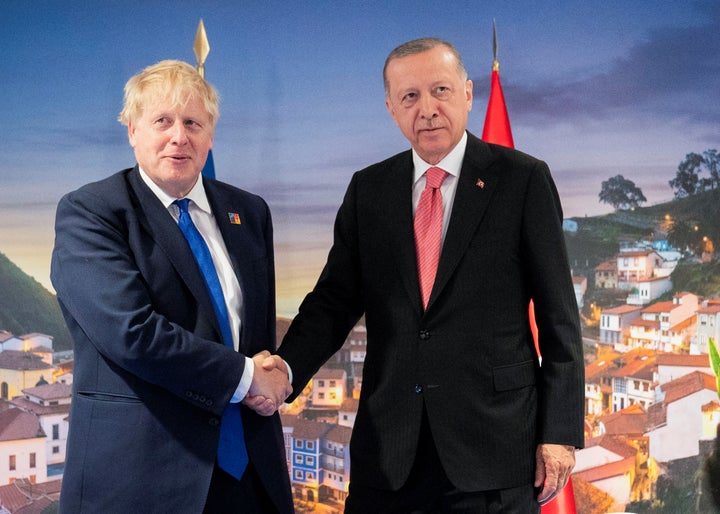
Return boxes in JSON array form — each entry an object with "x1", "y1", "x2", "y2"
[{"x1": 1, "y1": 0, "x2": 718, "y2": 315}]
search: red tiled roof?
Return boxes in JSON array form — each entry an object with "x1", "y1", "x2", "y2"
[
  {"x1": 339, "y1": 398, "x2": 359, "y2": 412},
  {"x1": 21, "y1": 382, "x2": 72, "y2": 400},
  {"x1": 314, "y1": 368, "x2": 347, "y2": 379},
  {"x1": 659, "y1": 371, "x2": 717, "y2": 404},
  {"x1": 281, "y1": 416, "x2": 332, "y2": 440},
  {"x1": 656, "y1": 353, "x2": 712, "y2": 368},
  {"x1": 0, "y1": 350, "x2": 53, "y2": 371},
  {"x1": 595, "y1": 260, "x2": 617, "y2": 271},
  {"x1": 0, "y1": 409, "x2": 45, "y2": 441},
  {"x1": 584, "y1": 434, "x2": 638, "y2": 459},
  {"x1": 325, "y1": 424, "x2": 352, "y2": 445},
  {"x1": 573, "y1": 456, "x2": 635, "y2": 482},
  {"x1": 598, "y1": 405, "x2": 648, "y2": 437},
  {"x1": 641, "y1": 301, "x2": 675, "y2": 314},
  {"x1": 612, "y1": 355, "x2": 655, "y2": 379},
  {"x1": 630, "y1": 318, "x2": 660, "y2": 328},
  {"x1": 602, "y1": 305, "x2": 641, "y2": 315}
]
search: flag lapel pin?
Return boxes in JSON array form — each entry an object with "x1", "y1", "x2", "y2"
[
  {"x1": 476, "y1": 179, "x2": 485, "y2": 189},
  {"x1": 228, "y1": 212, "x2": 241, "y2": 225}
]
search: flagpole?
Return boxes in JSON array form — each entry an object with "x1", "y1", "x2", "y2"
[{"x1": 194, "y1": 19, "x2": 216, "y2": 178}]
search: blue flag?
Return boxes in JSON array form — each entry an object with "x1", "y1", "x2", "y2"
[{"x1": 202, "y1": 149, "x2": 215, "y2": 178}]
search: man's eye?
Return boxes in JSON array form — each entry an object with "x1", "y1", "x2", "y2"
[
  {"x1": 434, "y1": 87, "x2": 450, "y2": 97},
  {"x1": 400, "y1": 93, "x2": 417, "y2": 106}
]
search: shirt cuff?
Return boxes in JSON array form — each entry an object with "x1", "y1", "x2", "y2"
[{"x1": 231, "y1": 357, "x2": 254, "y2": 403}]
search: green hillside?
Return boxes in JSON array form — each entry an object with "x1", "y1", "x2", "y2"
[
  {"x1": 566, "y1": 187, "x2": 720, "y2": 299},
  {"x1": 0, "y1": 252, "x2": 72, "y2": 351}
]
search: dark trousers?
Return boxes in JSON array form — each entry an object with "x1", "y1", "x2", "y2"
[
  {"x1": 203, "y1": 461, "x2": 278, "y2": 514},
  {"x1": 344, "y1": 408, "x2": 539, "y2": 514}
]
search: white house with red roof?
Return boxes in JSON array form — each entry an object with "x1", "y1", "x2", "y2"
[
  {"x1": 625, "y1": 293, "x2": 698, "y2": 352},
  {"x1": 694, "y1": 300, "x2": 720, "y2": 355},
  {"x1": 646, "y1": 371, "x2": 718, "y2": 463},
  {"x1": 599, "y1": 304, "x2": 642, "y2": 346},
  {"x1": 0, "y1": 409, "x2": 47, "y2": 485},
  {"x1": 574, "y1": 434, "x2": 639, "y2": 509},
  {"x1": 11, "y1": 382, "x2": 71, "y2": 468},
  {"x1": 655, "y1": 353, "x2": 712, "y2": 386}
]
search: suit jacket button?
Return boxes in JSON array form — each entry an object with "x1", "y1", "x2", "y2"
[
  {"x1": 419, "y1": 330, "x2": 430, "y2": 340},
  {"x1": 414, "y1": 384, "x2": 423, "y2": 394}
]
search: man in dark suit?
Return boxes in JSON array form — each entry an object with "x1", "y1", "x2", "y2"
[
  {"x1": 51, "y1": 60, "x2": 293, "y2": 513},
  {"x1": 272, "y1": 38, "x2": 585, "y2": 512}
]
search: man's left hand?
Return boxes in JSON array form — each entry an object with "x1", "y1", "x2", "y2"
[{"x1": 534, "y1": 443, "x2": 575, "y2": 505}]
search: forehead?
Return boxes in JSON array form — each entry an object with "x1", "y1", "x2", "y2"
[
  {"x1": 386, "y1": 47, "x2": 461, "y2": 92},
  {"x1": 139, "y1": 92, "x2": 209, "y2": 119}
]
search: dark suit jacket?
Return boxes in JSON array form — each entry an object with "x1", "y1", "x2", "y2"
[
  {"x1": 277, "y1": 132, "x2": 584, "y2": 492},
  {"x1": 51, "y1": 167, "x2": 292, "y2": 513}
]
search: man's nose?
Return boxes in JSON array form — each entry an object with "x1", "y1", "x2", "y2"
[
  {"x1": 170, "y1": 121, "x2": 189, "y2": 144},
  {"x1": 418, "y1": 95, "x2": 439, "y2": 119}
]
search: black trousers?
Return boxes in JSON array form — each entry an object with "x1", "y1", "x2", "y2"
[
  {"x1": 344, "y1": 408, "x2": 539, "y2": 514},
  {"x1": 203, "y1": 461, "x2": 278, "y2": 514}
]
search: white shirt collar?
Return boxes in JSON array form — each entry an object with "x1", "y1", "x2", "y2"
[
  {"x1": 412, "y1": 131, "x2": 467, "y2": 184},
  {"x1": 138, "y1": 168, "x2": 212, "y2": 215}
]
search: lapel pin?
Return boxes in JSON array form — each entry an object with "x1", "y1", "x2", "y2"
[
  {"x1": 227, "y1": 212, "x2": 241, "y2": 225},
  {"x1": 476, "y1": 179, "x2": 485, "y2": 189}
]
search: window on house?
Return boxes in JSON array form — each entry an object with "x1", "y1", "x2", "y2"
[
  {"x1": 306, "y1": 471, "x2": 315, "y2": 480},
  {"x1": 307, "y1": 441, "x2": 314, "y2": 450},
  {"x1": 30, "y1": 453, "x2": 36, "y2": 469},
  {"x1": 317, "y1": 380, "x2": 325, "y2": 387},
  {"x1": 318, "y1": 392, "x2": 325, "y2": 399},
  {"x1": 9, "y1": 455, "x2": 16, "y2": 471},
  {"x1": 52, "y1": 446, "x2": 60, "y2": 454},
  {"x1": 295, "y1": 440, "x2": 302, "y2": 448},
  {"x1": 329, "y1": 380, "x2": 336, "y2": 387},
  {"x1": 306, "y1": 456, "x2": 315, "y2": 466},
  {"x1": 295, "y1": 470, "x2": 303, "y2": 480},
  {"x1": 52, "y1": 424, "x2": 60, "y2": 440},
  {"x1": 295, "y1": 455, "x2": 303, "y2": 464}
]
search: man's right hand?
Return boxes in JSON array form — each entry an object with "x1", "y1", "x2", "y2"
[{"x1": 242, "y1": 351, "x2": 291, "y2": 416}]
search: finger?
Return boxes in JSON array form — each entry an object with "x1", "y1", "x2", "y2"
[
  {"x1": 537, "y1": 486, "x2": 558, "y2": 506},
  {"x1": 261, "y1": 355, "x2": 283, "y2": 371}
]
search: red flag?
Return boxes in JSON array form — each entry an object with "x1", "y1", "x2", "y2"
[
  {"x1": 480, "y1": 31, "x2": 577, "y2": 514},
  {"x1": 481, "y1": 63, "x2": 514, "y2": 148}
]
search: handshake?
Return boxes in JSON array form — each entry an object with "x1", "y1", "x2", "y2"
[{"x1": 242, "y1": 351, "x2": 292, "y2": 416}]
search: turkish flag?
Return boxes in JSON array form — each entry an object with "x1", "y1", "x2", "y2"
[{"x1": 481, "y1": 55, "x2": 577, "y2": 514}]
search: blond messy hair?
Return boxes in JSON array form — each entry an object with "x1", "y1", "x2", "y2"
[{"x1": 118, "y1": 60, "x2": 219, "y2": 127}]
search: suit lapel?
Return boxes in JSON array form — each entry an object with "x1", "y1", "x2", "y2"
[
  {"x1": 204, "y1": 180, "x2": 253, "y2": 351},
  {"x1": 381, "y1": 154, "x2": 424, "y2": 316},
  {"x1": 427, "y1": 135, "x2": 499, "y2": 310},
  {"x1": 127, "y1": 168, "x2": 221, "y2": 339}
]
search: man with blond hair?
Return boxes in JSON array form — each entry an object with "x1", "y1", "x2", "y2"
[{"x1": 52, "y1": 60, "x2": 292, "y2": 513}]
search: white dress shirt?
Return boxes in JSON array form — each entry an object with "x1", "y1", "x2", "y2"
[{"x1": 411, "y1": 131, "x2": 467, "y2": 245}]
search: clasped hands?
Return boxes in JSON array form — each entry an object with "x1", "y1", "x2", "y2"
[{"x1": 241, "y1": 351, "x2": 291, "y2": 416}]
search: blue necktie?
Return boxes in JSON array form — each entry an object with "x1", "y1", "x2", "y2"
[{"x1": 174, "y1": 198, "x2": 248, "y2": 480}]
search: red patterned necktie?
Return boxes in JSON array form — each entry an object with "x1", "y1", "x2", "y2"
[{"x1": 414, "y1": 167, "x2": 449, "y2": 309}]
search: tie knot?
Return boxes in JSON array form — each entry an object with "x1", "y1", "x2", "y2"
[
  {"x1": 174, "y1": 198, "x2": 190, "y2": 214},
  {"x1": 425, "y1": 167, "x2": 448, "y2": 190}
]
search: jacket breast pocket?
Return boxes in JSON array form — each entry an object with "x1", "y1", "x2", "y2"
[{"x1": 492, "y1": 360, "x2": 536, "y2": 392}]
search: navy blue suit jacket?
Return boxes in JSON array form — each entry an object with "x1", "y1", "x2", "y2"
[
  {"x1": 51, "y1": 167, "x2": 292, "y2": 513},
  {"x1": 278, "y1": 132, "x2": 585, "y2": 492}
]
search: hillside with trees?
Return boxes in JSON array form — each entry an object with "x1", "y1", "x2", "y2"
[{"x1": 0, "y1": 252, "x2": 72, "y2": 351}]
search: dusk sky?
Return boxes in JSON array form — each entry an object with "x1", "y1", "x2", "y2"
[{"x1": 1, "y1": 1, "x2": 718, "y2": 316}]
